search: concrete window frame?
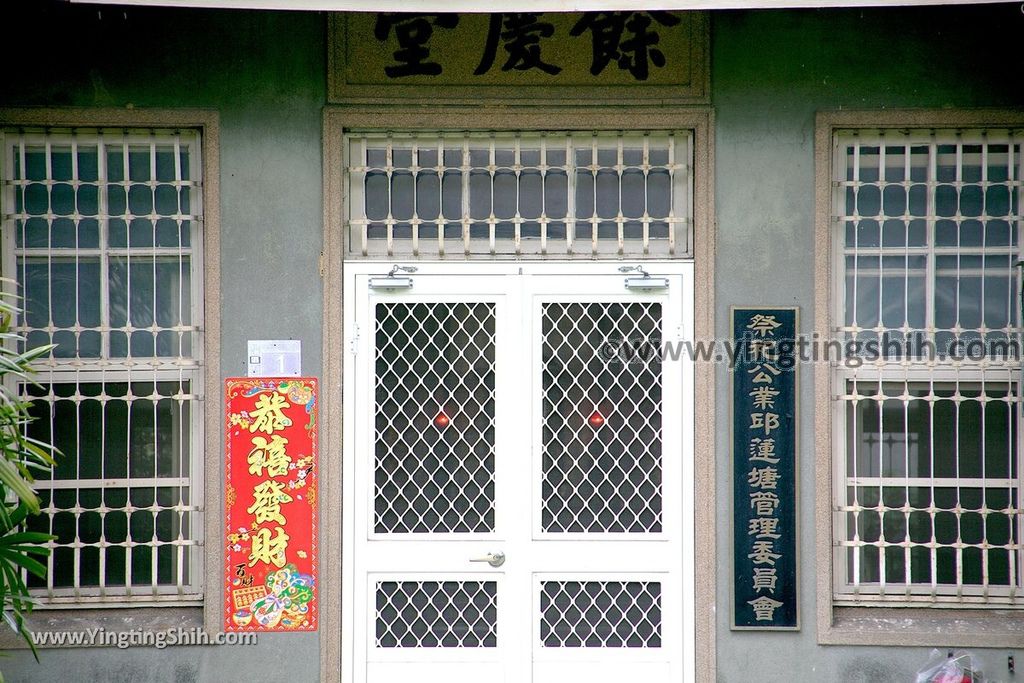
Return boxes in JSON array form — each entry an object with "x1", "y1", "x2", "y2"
[
  {"x1": 0, "y1": 107, "x2": 221, "y2": 645},
  {"x1": 320, "y1": 104, "x2": 716, "y2": 681},
  {"x1": 814, "y1": 108, "x2": 1024, "y2": 648}
]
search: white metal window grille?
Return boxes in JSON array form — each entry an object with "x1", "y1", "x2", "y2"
[
  {"x1": 1, "y1": 128, "x2": 204, "y2": 605},
  {"x1": 542, "y1": 302, "x2": 663, "y2": 533},
  {"x1": 345, "y1": 132, "x2": 692, "y2": 259},
  {"x1": 374, "y1": 302, "x2": 496, "y2": 534},
  {"x1": 539, "y1": 580, "x2": 662, "y2": 648},
  {"x1": 375, "y1": 580, "x2": 498, "y2": 648},
  {"x1": 833, "y1": 128, "x2": 1023, "y2": 606}
]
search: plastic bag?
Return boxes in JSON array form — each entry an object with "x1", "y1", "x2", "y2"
[{"x1": 915, "y1": 649, "x2": 985, "y2": 683}]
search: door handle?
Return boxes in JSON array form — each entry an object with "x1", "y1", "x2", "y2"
[{"x1": 468, "y1": 551, "x2": 505, "y2": 568}]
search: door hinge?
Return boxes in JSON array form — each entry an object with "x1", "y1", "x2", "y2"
[
  {"x1": 318, "y1": 251, "x2": 326, "y2": 277},
  {"x1": 348, "y1": 324, "x2": 360, "y2": 355}
]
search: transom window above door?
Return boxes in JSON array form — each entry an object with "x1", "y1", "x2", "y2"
[{"x1": 344, "y1": 131, "x2": 693, "y2": 259}]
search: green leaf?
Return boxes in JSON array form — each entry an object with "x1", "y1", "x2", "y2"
[
  {"x1": 1, "y1": 562, "x2": 30, "y2": 613},
  {"x1": 0, "y1": 545, "x2": 51, "y2": 558},
  {"x1": 0, "y1": 505, "x2": 26, "y2": 533},
  {"x1": 0, "y1": 550, "x2": 47, "y2": 579},
  {"x1": 1, "y1": 609, "x2": 18, "y2": 633},
  {"x1": 21, "y1": 441, "x2": 57, "y2": 468},
  {"x1": 0, "y1": 460, "x2": 39, "y2": 514},
  {"x1": 15, "y1": 617, "x2": 39, "y2": 662},
  {"x1": 0, "y1": 285, "x2": 56, "y2": 660},
  {"x1": 0, "y1": 532, "x2": 54, "y2": 546}
]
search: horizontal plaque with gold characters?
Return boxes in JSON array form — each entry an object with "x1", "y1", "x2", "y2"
[{"x1": 330, "y1": 11, "x2": 708, "y2": 103}]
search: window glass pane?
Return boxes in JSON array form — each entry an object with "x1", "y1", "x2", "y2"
[
  {"x1": 109, "y1": 257, "x2": 192, "y2": 358},
  {"x1": 19, "y1": 257, "x2": 101, "y2": 358},
  {"x1": 849, "y1": 382, "x2": 1016, "y2": 480},
  {"x1": 844, "y1": 254, "x2": 927, "y2": 345}
]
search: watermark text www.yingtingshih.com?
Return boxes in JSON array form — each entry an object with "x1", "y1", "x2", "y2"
[
  {"x1": 30, "y1": 627, "x2": 258, "y2": 649},
  {"x1": 599, "y1": 332, "x2": 1021, "y2": 368}
]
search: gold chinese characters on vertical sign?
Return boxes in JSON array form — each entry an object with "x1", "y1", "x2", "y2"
[
  {"x1": 732, "y1": 309, "x2": 798, "y2": 630},
  {"x1": 225, "y1": 378, "x2": 318, "y2": 632}
]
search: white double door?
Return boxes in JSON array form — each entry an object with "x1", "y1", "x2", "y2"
[{"x1": 342, "y1": 263, "x2": 694, "y2": 683}]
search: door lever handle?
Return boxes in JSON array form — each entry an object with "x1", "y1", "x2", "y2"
[{"x1": 468, "y1": 551, "x2": 505, "y2": 568}]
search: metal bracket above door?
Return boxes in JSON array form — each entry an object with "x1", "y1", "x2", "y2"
[
  {"x1": 619, "y1": 264, "x2": 670, "y2": 290},
  {"x1": 369, "y1": 265, "x2": 417, "y2": 290}
]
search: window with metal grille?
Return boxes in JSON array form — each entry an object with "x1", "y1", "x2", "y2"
[
  {"x1": 1, "y1": 127, "x2": 204, "y2": 605},
  {"x1": 833, "y1": 128, "x2": 1023, "y2": 606},
  {"x1": 345, "y1": 131, "x2": 692, "y2": 259}
]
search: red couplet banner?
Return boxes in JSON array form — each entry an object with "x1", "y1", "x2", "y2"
[{"x1": 224, "y1": 377, "x2": 318, "y2": 632}]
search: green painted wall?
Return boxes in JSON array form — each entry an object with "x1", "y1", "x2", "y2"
[
  {"x1": 2, "y1": 2, "x2": 1023, "y2": 681},
  {"x1": 712, "y1": 5, "x2": 1023, "y2": 682},
  {"x1": 2, "y1": 4, "x2": 324, "y2": 682}
]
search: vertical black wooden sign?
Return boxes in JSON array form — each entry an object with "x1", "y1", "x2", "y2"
[{"x1": 732, "y1": 307, "x2": 799, "y2": 630}]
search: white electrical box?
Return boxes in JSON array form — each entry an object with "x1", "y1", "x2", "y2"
[{"x1": 247, "y1": 340, "x2": 302, "y2": 377}]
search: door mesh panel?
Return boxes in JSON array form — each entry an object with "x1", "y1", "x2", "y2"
[
  {"x1": 376, "y1": 580, "x2": 498, "y2": 647},
  {"x1": 541, "y1": 302, "x2": 663, "y2": 533},
  {"x1": 374, "y1": 302, "x2": 497, "y2": 533},
  {"x1": 540, "y1": 580, "x2": 662, "y2": 647}
]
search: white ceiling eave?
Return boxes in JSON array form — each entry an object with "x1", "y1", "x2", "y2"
[{"x1": 66, "y1": 0, "x2": 1012, "y2": 12}]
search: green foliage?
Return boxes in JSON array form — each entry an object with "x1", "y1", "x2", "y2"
[{"x1": 0, "y1": 284, "x2": 57, "y2": 664}]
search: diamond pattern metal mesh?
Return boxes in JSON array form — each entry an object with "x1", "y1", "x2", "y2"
[
  {"x1": 540, "y1": 581, "x2": 661, "y2": 648},
  {"x1": 375, "y1": 580, "x2": 498, "y2": 648},
  {"x1": 374, "y1": 302, "x2": 496, "y2": 533},
  {"x1": 541, "y1": 302, "x2": 663, "y2": 533}
]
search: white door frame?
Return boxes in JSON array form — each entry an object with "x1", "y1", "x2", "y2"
[{"x1": 341, "y1": 261, "x2": 695, "y2": 683}]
